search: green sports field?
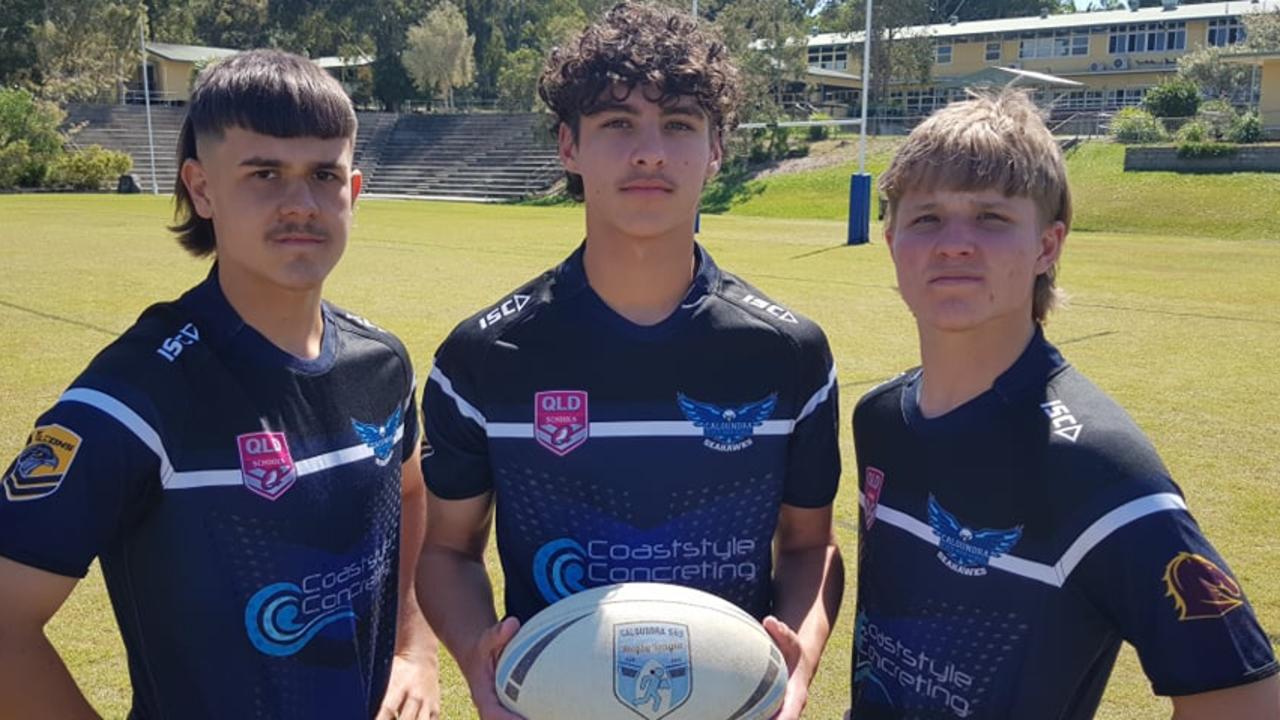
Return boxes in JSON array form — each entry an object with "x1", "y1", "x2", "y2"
[{"x1": 1, "y1": 176, "x2": 1278, "y2": 718}]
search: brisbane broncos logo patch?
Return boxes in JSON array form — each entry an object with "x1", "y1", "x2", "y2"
[{"x1": 1163, "y1": 552, "x2": 1244, "y2": 621}]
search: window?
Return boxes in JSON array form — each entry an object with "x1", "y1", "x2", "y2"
[
  {"x1": 1020, "y1": 31, "x2": 1090, "y2": 59},
  {"x1": 1207, "y1": 18, "x2": 1245, "y2": 47},
  {"x1": 935, "y1": 43, "x2": 952, "y2": 64},
  {"x1": 985, "y1": 41, "x2": 1001, "y2": 61},
  {"x1": 808, "y1": 45, "x2": 849, "y2": 70},
  {"x1": 1109, "y1": 21, "x2": 1186, "y2": 54}
]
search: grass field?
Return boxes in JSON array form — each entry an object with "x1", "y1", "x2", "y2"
[{"x1": 1, "y1": 179, "x2": 1278, "y2": 719}]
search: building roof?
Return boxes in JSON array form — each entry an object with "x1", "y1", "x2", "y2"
[
  {"x1": 145, "y1": 42, "x2": 240, "y2": 63},
  {"x1": 314, "y1": 54, "x2": 375, "y2": 69},
  {"x1": 806, "y1": 0, "x2": 1280, "y2": 47}
]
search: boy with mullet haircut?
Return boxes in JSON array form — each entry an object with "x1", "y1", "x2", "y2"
[
  {"x1": 0, "y1": 50, "x2": 438, "y2": 719},
  {"x1": 417, "y1": 4, "x2": 842, "y2": 719},
  {"x1": 849, "y1": 90, "x2": 1278, "y2": 719}
]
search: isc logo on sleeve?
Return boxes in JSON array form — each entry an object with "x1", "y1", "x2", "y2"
[{"x1": 4, "y1": 424, "x2": 82, "y2": 501}]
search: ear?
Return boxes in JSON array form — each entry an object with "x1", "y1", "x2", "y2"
[
  {"x1": 884, "y1": 220, "x2": 896, "y2": 254},
  {"x1": 558, "y1": 123, "x2": 580, "y2": 174},
  {"x1": 180, "y1": 158, "x2": 214, "y2": 219},
  {"x1": 1035, "y1": 220, "x2": 1067, "y2": 275},
  {"x1": 350, "y1": 168, "x2": 363, "y2": 206},
  {"x1": 705, "y1": 130, "x2": 723, "y2": 179}
]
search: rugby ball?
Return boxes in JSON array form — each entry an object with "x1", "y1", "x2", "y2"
[{"x1": 494, "y1": 583, "x2": 787, "y2": 720}]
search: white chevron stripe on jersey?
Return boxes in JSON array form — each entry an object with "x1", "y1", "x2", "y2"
[
  {"x1": 796, "y1": 364, "x2": 838, "y2": 423},
  {"x1": 859, "y1": 490, "x2": 1187, "y2": 587},
  {"x1": 60, "y1": 387, "x2": 405, "y2": 491},
  {"x1": 429, "y1": 366, "x2": 488, "y2": 427}
]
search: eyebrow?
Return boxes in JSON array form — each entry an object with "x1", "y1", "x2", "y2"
[
  {"x1": 905, "y1": 198, "x2": 1012, "y2": 211},
  {"x1": 238, "y1": 156, "x2": 346, "y2": 171},
  {"x1": 586, "y1": 101, "x2": 706, "y2": 119}
]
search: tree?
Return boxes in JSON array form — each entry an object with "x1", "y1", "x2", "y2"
[
  {"x1": 715, "y1": 0, "x2": 810, "y2": 120},
  {"x1": 1242, "y1": 7, "x2": 1280, "y2": 51},
  {"x1": 0, "y1": 0, "x2": 42, "y2": 87},
  {"x1": 403, "y1": 1, "x2": 476, "y2": 110},
  {"x1": 497, "y1": 46, "x2": 543, "y2": 111},
  {"x1": 0, "y1": 86, "x2": 68, "y2": 187},
  {"x1": 1144, "y1": 77, "x2": 1200, "y2": 118},
  {"x1": 31, "y1": 0, "x2": 147, "y2": 103},
  {"x1": 826, "y1": 0, "x2": 933, "y2": 115},
  {"x1": 1176, "y1": 48, "x2": 1254, "y2": 102}
]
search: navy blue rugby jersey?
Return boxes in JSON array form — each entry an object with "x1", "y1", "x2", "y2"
[
  {"x1": 850, "y1": 329, "x2": 1277, "y2": 720},
  {"x1": 422, "y1": 243, "x2": 840, "y2": 622},
  {"x1": 0, "y1": 271, "x2": 419, "y2": 720}
]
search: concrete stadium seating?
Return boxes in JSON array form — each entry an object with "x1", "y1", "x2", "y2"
[{"x1": 63, "y1": 104, "x2": 563, "y2": 201}]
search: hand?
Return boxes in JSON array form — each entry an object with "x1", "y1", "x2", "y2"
[
  {"x1": 465, "y1": 617, "x2": 526, "y2": 720},
  {"x1": 764, "y1": 615, "x2": 809, "y2": 720},
  {"x1": 376, "y1": 650, "x2": 441, "y2": 720}
]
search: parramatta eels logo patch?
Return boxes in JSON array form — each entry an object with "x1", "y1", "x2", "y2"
[
  {"x1": 614, "y1": 622, "x2": 692, "y2": 720},
  {"x1": 1163, "y1": 551, "x2": 1244, "y2": 621},
  {"x1": 676, "y1": 392, "x2": 778, "y2": 452},
  {"x1": 4, "y1": 425, "x2": 81, "y2": 502}
]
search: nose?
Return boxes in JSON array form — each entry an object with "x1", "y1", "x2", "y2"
[
  {"x1": 630, "y1": 123, "x2": 666, "y2": 169},
  {"x1": 279, "y1": 177, "x2": 320, "y2": 219},
  {"x1": 934, "y1": 220, "x2": 978, "y2": 258}
]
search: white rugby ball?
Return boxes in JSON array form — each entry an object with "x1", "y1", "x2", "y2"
[{"x1": 494, "y1": 582, "x2": 787, "y2": 720}]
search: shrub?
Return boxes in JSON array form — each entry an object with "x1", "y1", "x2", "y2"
[
  {"x1": 46, "y1": 145, "x2": 132, "y2": 190},
  {"x1": 1196, "y1": 99, "x2": 1237, "y2": 140},
  {"x1": 1176, "y1": 142, "x2": 1238, "y2": 159},
  {"x1": 1227, "y1": 112, "x2": 1264, "y2": 144},
  {"x1": 1175, "y1": 120, "x2": 1208, "y2": 143},
  {"x1": 1110, "y1": 107, "x2": 1167, "y2": 144},
  {"x1": 0, "y1": 140, "x2": 34, "y2": 189},
  {"x1": 808, "y1": 112, "x2": 832, "y2": 142},
  {"x1": 1143, "y1": 78, "x2": 1201, "y2": 119}
]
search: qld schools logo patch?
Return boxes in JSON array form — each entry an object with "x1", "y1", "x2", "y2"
[
  {"x1": 676, "y1": 392, "x2": 778, "y2": 452},
  {"x1": 614, "y1": 622, "x2": 692, "y2": 720},
  {"x1": 535, "y1": 390, "x2": 589, "y2": 456},
  {"x1": 927, "y1": 495, "x2": 1022, "y2": 577},
  {"x1": 352, "y1": 406, "x2": 403, "y2": 466},
  {"x1": 1163, "y1": 551, "x2": 1244, "y2": 621},
  {"x1": 4, "y1": 425, "x2": 81, "y2": 502},
  {"x1": 237, "y1": 432, "x2": 297, "y2": 501},
  {"x1": 862, "y1": 467, "x2": 885, "y2": 530}
]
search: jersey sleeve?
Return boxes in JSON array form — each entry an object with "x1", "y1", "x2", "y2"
[
  {"x1": 782, "y1": 324, "x2": 841, "y2": 508},
  {"x1": 1071, "y1": 500, "x2": 1279, "y2": 696},
  {"x1": 0, "y1": 398, "x2": 158, "y2": 578},
  {"x1": 401, "y1": 382, "x2": 421, "y2": 465},
  {"x1": 420, "y1": 331, "x2": 493, "y2": 500}
]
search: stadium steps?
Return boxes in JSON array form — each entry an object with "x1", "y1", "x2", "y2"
[{"x1": 61, "y1": 105, "x2": 561, "y2": 201}]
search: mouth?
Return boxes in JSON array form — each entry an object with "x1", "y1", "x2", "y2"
[
  {"x1": 620, "y1": 180, "x2": 675, "y2": 194},
  {"x1": 269, "y1": 232, "x2": 327, "y2": 245},
  {"x1": 927, "y1": 274, "x2": 983, "y2": 287}
]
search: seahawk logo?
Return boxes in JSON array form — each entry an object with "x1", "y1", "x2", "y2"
[
  {"x1": 677, "y1": 392, "x2": 778, "y2": 452},
  {"x1": 352, "y1": 406, "x2": 404, "y2": 466},
  {"x1": 927, "y1": 495, "x2": 1022, "y2": 577}
]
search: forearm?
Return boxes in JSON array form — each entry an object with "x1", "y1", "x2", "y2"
[
  {"x1": 416, "y1": 546, "x2": 501, "y2": 685},
  {"x1": 396, "y1": 483, "x2": 436, "y2": 657},
  {"x1": 0, "y1": 628, "x2": 99, "y2": 720},
  {"x1": 771, "y1": 541, "x2": 844, "y2": 684}
]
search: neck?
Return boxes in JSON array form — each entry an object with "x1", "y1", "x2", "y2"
[
  {"x1": 582, "y1": 219, "x2": 696, "y2": 326},
  {"x1": 217, "y1": 262, "x2": 325, "y2": 360},
  {"x1": 916, "y1": 316, "x2": 1037, "y2": 419}
]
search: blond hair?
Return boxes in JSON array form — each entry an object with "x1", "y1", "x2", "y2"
[{"x1": 879, "y1": 89, "x2": 1071, "y2": 323}]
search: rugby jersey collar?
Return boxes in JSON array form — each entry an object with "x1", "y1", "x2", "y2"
[
  {"x1": 554, "y1": 241, "x2": 721, "y2": 339},
  {"x1": 902, "y1": 326, "x2": 1068, "y2": 434},
  {"x1": 181, "y1": 265, "x2": 339, "y2": 374}
]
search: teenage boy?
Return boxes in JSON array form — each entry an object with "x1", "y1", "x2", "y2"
[
  {"x1": 0, "y1": 50, "x2": 439, "y2": 720},
  {"x1": 417, "y1": 5, "x2": 843, "y2": 719},
  {"x1": 850, "y1": 89, "x2": 1278, "y2": 719}
]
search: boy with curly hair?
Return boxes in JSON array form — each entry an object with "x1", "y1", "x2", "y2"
[
  {"x1": 416, "y1": 4, "x2": 843, "y2": 718},
  {"x1": 849, "y1": 89, "x2": 1278, "y2": 719}
]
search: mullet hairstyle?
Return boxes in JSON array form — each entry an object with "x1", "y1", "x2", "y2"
[
  {"x1": 537, "y1": 2, "x2": 743, "y2": 200},
  {"x1": 878, "y1": 88, "x2": 1073, "y2": 323},
  {"x1": 170, "y1": 49, "x2": 358, "y2": 256}
]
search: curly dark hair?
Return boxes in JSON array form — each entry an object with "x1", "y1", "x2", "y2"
[{"x1": 537, "y1": 2, "x2": 742, "y2": 200}]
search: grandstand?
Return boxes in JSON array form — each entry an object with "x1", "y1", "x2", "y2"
[{"x1": 63, "y1": 104, "x2": 562, "y2": 201}]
